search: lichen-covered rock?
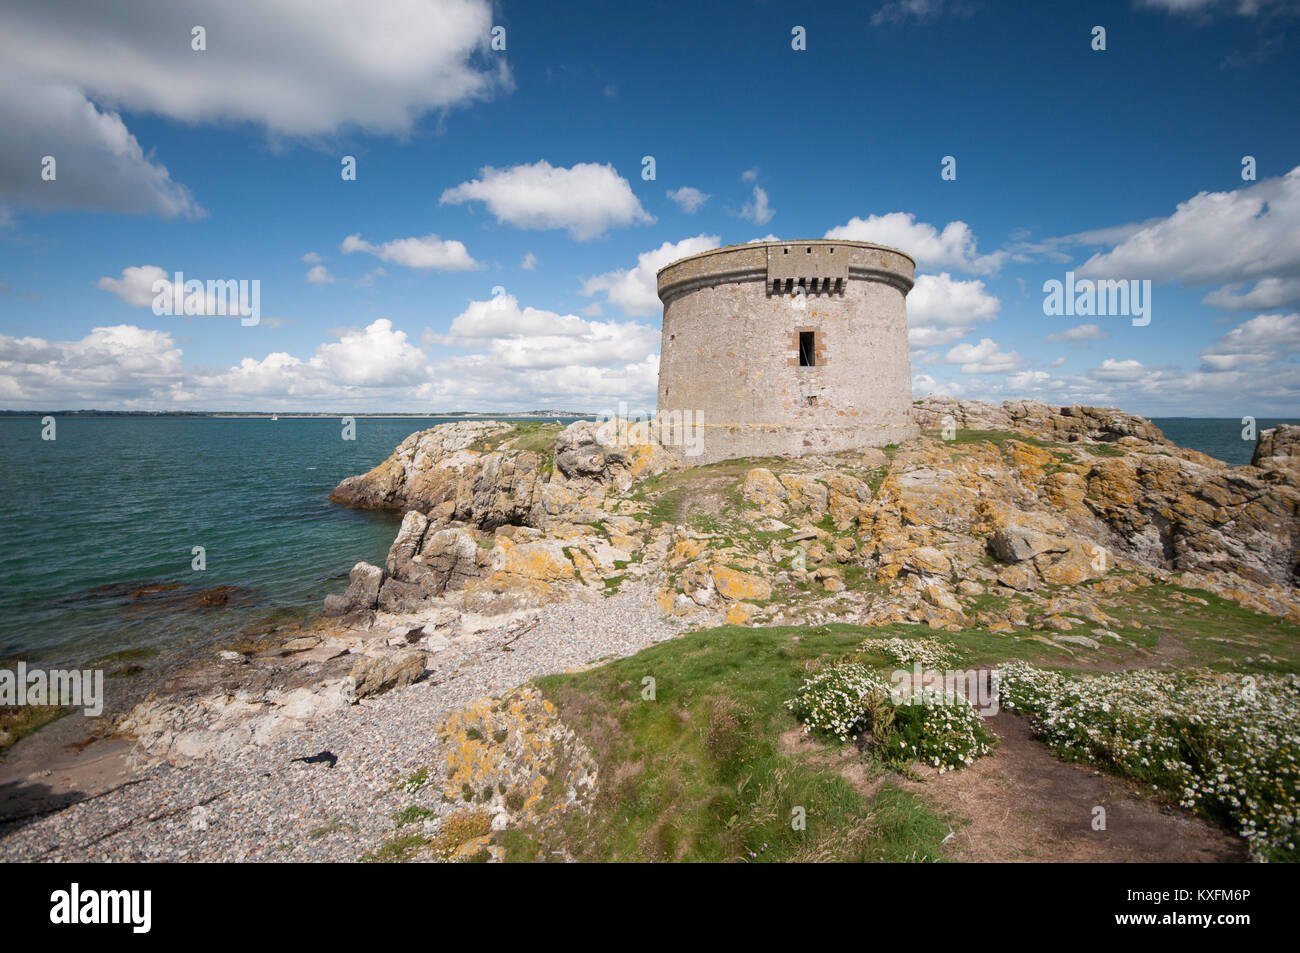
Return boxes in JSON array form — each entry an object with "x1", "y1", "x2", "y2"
[
  {"x1": 740, "y1": 468, "x2": 788, "y2": 516},
  {"x1": 912, "y1": 396, "x2": 1168, "y2": 445},
  {"x1": 989, "y1": 525, "x2": 1069, "y2": 564},
  {"x1": 434, "y1": 686, "x2": 597, "y2": 833},
  {"x1": 711, "y1": 564, "x2": 772, "y2": 602},
  {"x1": 470, "y1": 536, "x2": 580, "y2": 607},
  {"x1": 330, "y1": 419, "x2": 674, "y2": 538},
  {"x1": 329, "y1": 421, "x2": 516, "y2": 513},
  {"x1": 553, "y1": 419, "x2": 678, "y2": 492}
]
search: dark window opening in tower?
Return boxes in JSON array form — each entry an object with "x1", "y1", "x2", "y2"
[{"x1": 799, "y1": 331, "x2": 816, "y2": 367}]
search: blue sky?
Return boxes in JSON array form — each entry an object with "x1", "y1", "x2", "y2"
[{"x1": 1, "y1": 0, "x2": 1298, "y2": 415}]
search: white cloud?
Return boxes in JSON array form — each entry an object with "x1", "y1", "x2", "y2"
[
  {"x1": 1, "y1": 0, "x2": 505, "y2": 136},
  {"x1": 667, "y1": 186, "x2": 710, "y2": 214},
  {"x1": 415, "y1": 293, "x2": 662, "y2": 409},
  {"x1": 1198, "y1": 312, "x2": 1300, "y2": 371},
  {"x1": 444, "y1": 294, "x2": 659, "y2": 370},
  {"x1": 306, "y1": 265, "x2": 336, "y2": 284},
  {"x1": 740, "y1": 187, "x2": 774, "y2": 226},
  {"x1": 341, "y1": 233, "x2": 479, "y2": 271},
  {"x1": 908, "y1": 272, "x2": 999, "y2": 331},
  {"x1": 1006, "y1": 370, "x2": 1052, "y2": 390},
  {"x1": 1045, "y1": 323, "x2": 1109, "y2": 343},
  {"x1": 825, "y1": 212, "x2": 1005, "y2": 273},
  {"x1": 439, "y1": 160, "x2": 654, "y2": 240},
  {"x1": 0, "y1": 324, "x2": 184, "y2": 406},
  {"x1": 182, "y1": 320, "x2": 429, "y2": 405},
  {"x1": 911, "y1": 373, "x2": 964, "y2": 397},
  {"x1": 1090, "y1": 358, "x2": 1148, "y2": 382},
  {"x1": 944, "y1": 337, "x2": 1023, "y2": 374},
  {"x1": 1077, "y1": 168, "x2": 1300, "y2": 310},
  {"x1": 301, "y1": 252, "x2": 323, "y2": 264},
  {"x1": 0, "y1": 0, "x2": 508, "y2": 216},
  {"x1": 521, "y1": 252, "x2": 537, "y2": 271},
  {"x1": 96, "y1": 264, "x2": 253, "y2": 318},
  {"x1": 741, "y1": 168, "x2": 759, "y2": 183},
  {"x1": 582, "y1": 234, "x2": 721, "y2": 316},
  {"x1": 906, "y1": 273, "x2": 1000, "y2": 356},
  {"x1": 1202, "y1": 277, "x2": 1300, "y2": 312},
  {"x1": 97, "y1": 265, "x2": 172, "y2": 308}
]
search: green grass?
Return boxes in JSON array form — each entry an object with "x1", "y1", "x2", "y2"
[
  {"x1": 495, "y1": 582, "x2": 1300, "y2": 862},
  {"x1": 509, "y1": 624, "x2": 953, "y2": 862},
  {"x1": 466, "y1": 420, "x2": 563, "y2": 455},
  {"x1": 394, "y1": 805, "x2": 440, "y2": 827},
  {"x1": 361, "y1": 832, "x2": 428, "y2": 863},
  {"x1": 925, "y1": 428, "x2": 1057, "y2": 450}
]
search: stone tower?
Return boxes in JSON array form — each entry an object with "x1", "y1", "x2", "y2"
[{"x1": 655, "y1": 239, "x2": 917, "y2": 464}]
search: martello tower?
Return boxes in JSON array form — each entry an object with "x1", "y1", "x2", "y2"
[{"x1": 655, "y1": 239, "x2": 918, "y2": 464}]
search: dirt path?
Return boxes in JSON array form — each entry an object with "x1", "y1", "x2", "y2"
[{"x1": 898, "y1": 712, "x2": 1245, "y2": 862}]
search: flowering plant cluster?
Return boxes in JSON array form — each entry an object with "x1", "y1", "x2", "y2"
[
  {"x1": 857, "y1": 637, "x2": 957, "y2": 666},
  {"x1": 785, "y1": 664, "x2": 890, "y2": 742},
  {"x1": 786, "y1": 662, "x2": 992, "y2": 771},
  {"x1": 876, "y1": 695, "x2": 993, "y2": 772},
  {"x1": 998, "y1": 661, "x2": 1300, "y2": 862}
]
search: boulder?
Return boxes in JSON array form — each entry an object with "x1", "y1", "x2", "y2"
[
  {"x1": 552, "y1": 419, "x2": 677, "y2": 492},
  {"x1": 990, "y1": 525, "x2": 1068, "y2": 563},
  {"x1": 323, "y1": 562, "x2": 384, "y2": 616},
  {"x1": 1253, "y1": 424, "x2": 1300, "y2": 472},
  {"x1": 346, "y1": 649, "x2": 426, "y2": 701}
]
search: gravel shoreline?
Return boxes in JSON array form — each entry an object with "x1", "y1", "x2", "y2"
[{"x1": 0, "y1": 584, "x2": 681, "y2": 862}]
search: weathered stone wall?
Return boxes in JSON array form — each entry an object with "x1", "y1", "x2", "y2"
[{"x1": 656, "y1": 240, "x2": 918, "y2": 464}]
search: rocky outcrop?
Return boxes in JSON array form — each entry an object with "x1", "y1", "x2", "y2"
[
  {"x1": 322, "y1": 402, "x2": 1297, "y2": 636},
  {"x1": 323, "y1": 562, "x2": 384, "y2": 617},
  {"x1": 322, "y1": 420, "x2": 680, "y2": 616},
  {"x1": 346, "y1": 649, "x2": 426, "y2": 700},
  {"x1": 329, "y1": 419, "x2": 676, "y2": 534},
  {"x1": 1254, "y1": 424, "x2": 1300, "y2": 476},
  {"x1": 649, "y1": 400, "x2": 1299, "y2": 628},
  {"x1": 912, "y1": 396, "x2": 1168, "y2": 445},
  {"x1": 552, "y1": 420, "x2": 678, "y2": 492},
  {"x1": 328, "y1": 421, "x2": 547, "y2": 529}
]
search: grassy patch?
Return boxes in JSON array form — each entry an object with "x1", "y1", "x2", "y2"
[
  {"x1": 467, "y1": 421, "x2": 563, "y2": 455},
  {"x1": 492, "y1": 588, "x2": 1300, "y2": 861},
  {"x1": 394, "y1": 805, "x2": 439, "y2": 827},
  {"x1": 514, "y1": 625, "x2": 952, "y2": 862},
  {"x1": 361, "y1": 832, "x2": 428, "y2": 863}
]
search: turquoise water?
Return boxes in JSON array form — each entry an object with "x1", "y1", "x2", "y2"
[
  {"x1": 0, "y1": 417, "x2": 586, "y2": 666},
  {"x1": 0, "y1": 415, "x2": 1292, "y2": 666}
]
